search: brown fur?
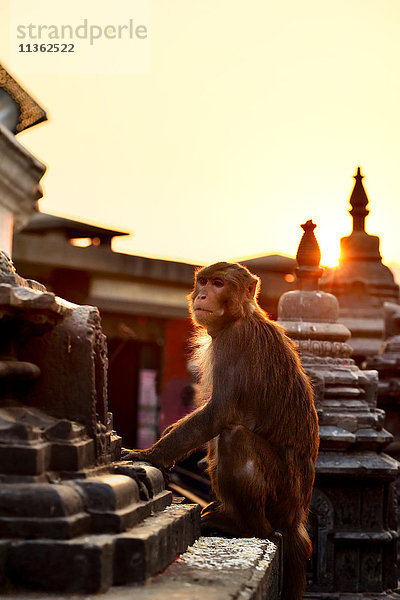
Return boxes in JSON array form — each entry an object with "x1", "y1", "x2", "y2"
[{"x1": 125, "y1": 262, "x2": 319, "y2": 600}]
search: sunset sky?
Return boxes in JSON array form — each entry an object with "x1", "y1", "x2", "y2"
[{"x1": 1, "y1": 0, "x2": 400, "y2": 272}]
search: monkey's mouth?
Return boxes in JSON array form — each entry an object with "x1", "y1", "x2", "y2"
[{"x1": 194, "y1": 308, "x2": 212, "y2": 313}]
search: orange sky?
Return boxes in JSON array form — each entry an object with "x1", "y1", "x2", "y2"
[{"x1": 1, "y1": 0, "x2": 400, "y2": 271}]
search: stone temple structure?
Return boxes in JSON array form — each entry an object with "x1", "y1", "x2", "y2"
[
  {"x1": 278, "y1": 220, "x2": 399, "y2": 597},
  {"x1": 365, "y1": 303, "x2": 400, "y2": 545},
  {"x1": 0, "y1": 251, "x2": 200, "y2": 594},
  {"x1": 321, "y1": 168, "x2": 399, "y2": 363},
  {"x1": 365, "y1": 302, "x2": 400, "y2": 461}
]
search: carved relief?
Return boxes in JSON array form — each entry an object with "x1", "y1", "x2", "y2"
[
  {"x1": 308, "y1": 488, "x2": 334, "y2": 591},
  {"x1": 296, "y1": 339, "x2": 352, "y2": 358}
]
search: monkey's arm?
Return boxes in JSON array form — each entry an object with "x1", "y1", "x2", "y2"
[
  {"x1": 123, "y1": 395, "x2": 233, "y2": 468},
  {"x1": 121, "y1": 356, "x2": 242, "y2": 468}
]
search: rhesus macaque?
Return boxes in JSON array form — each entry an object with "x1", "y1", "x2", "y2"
[{"x1": 122, "y1": 262, "x2": 319, "y2": 600}]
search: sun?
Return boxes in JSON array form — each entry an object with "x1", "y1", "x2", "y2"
[{"x1": 319, "y1": 239, "x2": 340, "y2": 268}]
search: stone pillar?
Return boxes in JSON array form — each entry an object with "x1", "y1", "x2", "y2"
[
  {"x1": 278, "y1": 220, "x2": 399, "y2": 597},
  {"x1": 321, "y1": 168, "x2": 399, "y2": 363},
  {"x1": 365, "y1": 302, "x2": 400, "y2": 460},
  {"x1": 0, "y1": 123, "x2": 45, "y2": 255}
]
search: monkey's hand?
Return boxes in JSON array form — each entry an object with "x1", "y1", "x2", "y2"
[
  {"x1": 119, "y1": 448, "x2": 171, "y2": 486},
  {"x1": 120, "y1": 448, "x2": 170, "y2": 469}
]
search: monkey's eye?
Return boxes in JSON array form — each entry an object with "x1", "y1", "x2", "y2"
[
  {"x1": 198, "y1": 277, "x2": 207, "y2": 286},
  {"x1": 212, "y1": 278, "x2": 224, "y2": 288}
]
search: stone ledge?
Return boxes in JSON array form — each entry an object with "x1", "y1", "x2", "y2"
[
  {"x1": 316, "y1": 450, "x2": 399, "y2": 478},
  {"x1": 305, "y1": 593, "x2": 400, "y2": 599},
  {"x1": 0, "y1": 504, "x2": 200, "y2": 595},
  {"x1": 0, "y1": 528, "x2": 280, "y2": 599}
]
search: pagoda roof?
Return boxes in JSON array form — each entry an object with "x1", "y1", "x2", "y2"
[
  {"x1": 0, "y1": 63, "x2": 47, "y2": 133},
  {"x1": 22, "y1": 213, "x2": 129, "y2": 243},
  {"x1": 242, "y1": 254, "x2": 296, "y2": 273}
]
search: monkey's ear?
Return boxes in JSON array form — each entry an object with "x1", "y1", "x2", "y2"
[{"x1": 247, "y1": 281, "x2": 257, "y2": 298}]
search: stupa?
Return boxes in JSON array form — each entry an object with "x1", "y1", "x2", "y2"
[
  {"x1": 321, "y1": 168, "x2": 399, "y2": 362},
  {"x1": 278, "y1": 220, "x2": 399, "y2": 597}
]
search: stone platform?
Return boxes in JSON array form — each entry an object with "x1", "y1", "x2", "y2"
[
  {"x1": 0, "y1": 502, "x2": 200, "y2": 594},
  {"x1": 305, "y1": 594, "x2": 400, "y2": 599},
  {"x1": 0, "y1": 531, "x2": 280, "y2": 600}
]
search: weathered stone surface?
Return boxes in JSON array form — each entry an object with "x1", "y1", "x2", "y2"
[
  {"x1": 0, "y1": 405, "x2": 96, "y2": 478},
  {"x1": 0, "y1": 440, "x2": 51, "y2": 476},
  {"x1": 1, "y1": 504, "x2": 201, "y2": 595},
  {"x1": 113, "y1": 503, "x2": 201, "y2": 584},
  {"x1": 365, "y1": 302, "x2": 400, "y2": 460},
  {"x1": 0, "y1": 253, "x2": 196, "y2": 594},
  {"x1": 70, "y1": 474, "x2": 143, "y2": 533},
  {"x1": 7, "y1": 537, "x2": 114, "y2": 594},
  {"x1": 0, "y1": 527, "x2": 280, "y2": 600},
  {"x1": 0, "y1": 283, "x2": 68, "y2": 314},
  {"x1": 19, "y1": 304, "x2": 111, "y2": 462},
  {"x1": 0, "y1": 483, "x2": 90, "y2": 539},
  {"x1": 315, "y1": 451, "x2": 398, "y2": 478},
  {"x1": 305, "y1": 594, "x2": 400, "y2": 599},
  {"x1": 67, "y1": 473, "x2": 171, "y2": 534},
  {"x1": 114, "y1": 461, "x2": 166, "y2": 499},
  {"x1": 0, "y1": 289, "x2": 116, "y2": 467},
  {"x1": 49, "y1": 438, "x2": 96, "y2": 472}
]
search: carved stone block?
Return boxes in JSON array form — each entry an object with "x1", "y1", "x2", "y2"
[
  {"x1": 113, "y1": 504, "x2": 201, "y2": 584},
  {"x1": 7, "y1": 538, "x2": 114, "y2": 593},
  {"x1": 0, "y1": 253, "x2": 200, "y2": 593}
]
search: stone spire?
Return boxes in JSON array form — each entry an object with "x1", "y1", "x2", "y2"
[
  {"x1": 321, "y1": 168, "x2": 399, "y2": 362},
  {"x1": 279, "y1": 219, "x2": 349, "y2": 345},
  {"x1": 339, "y1": 166, "x2": 382, "y2": 264},
  {"x1": 295, "y1": 220, "x2": 323, "y2": 291},
  {"x1": 349, "y1": 166, "x2": 369, "y2": 232},
  {"x1": 278, "y1": 221, "x2": 398, "y2": 597}
]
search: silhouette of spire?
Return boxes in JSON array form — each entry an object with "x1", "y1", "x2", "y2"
[
  {"x1": 349, "y1": 167, "x2": 369, "y2": 232},
  {"x1": 320, "y1": 168, "x2": 399, "y2": 360},
  {"x1": 295, "y1": 220, "x2": 323, "y2": 290}
]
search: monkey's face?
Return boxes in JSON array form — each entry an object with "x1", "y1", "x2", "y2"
[
  {"x1": 189, "y1": 262, "x2": 260, "y2": 334},
  {"x1": 191, "y1": 275, "x2": 229, "y2": 332}
]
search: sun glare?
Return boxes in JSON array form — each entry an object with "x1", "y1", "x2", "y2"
[{"x1": 319, "y1": 241, "x2": 340, "y2": 268}]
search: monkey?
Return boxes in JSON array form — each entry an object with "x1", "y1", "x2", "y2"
[{"x1": 122, "y1": 261, "x2": 319, "y2": 600}]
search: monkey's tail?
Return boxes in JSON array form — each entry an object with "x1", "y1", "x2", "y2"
[{"x1": 281, "y1": 522, "x2": 312, "y2": 600}]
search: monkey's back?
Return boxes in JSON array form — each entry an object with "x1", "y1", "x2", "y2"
[{"x1": 219, "y1": 312, "x2": 319, "y2": 463}]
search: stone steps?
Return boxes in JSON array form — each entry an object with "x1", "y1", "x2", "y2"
[
  {"x1": 0, "y1": 524, "x2": 281, "y2": 600},
  {"x1": 1, "y1": 504, "x2": 201, "y2": 594}
]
